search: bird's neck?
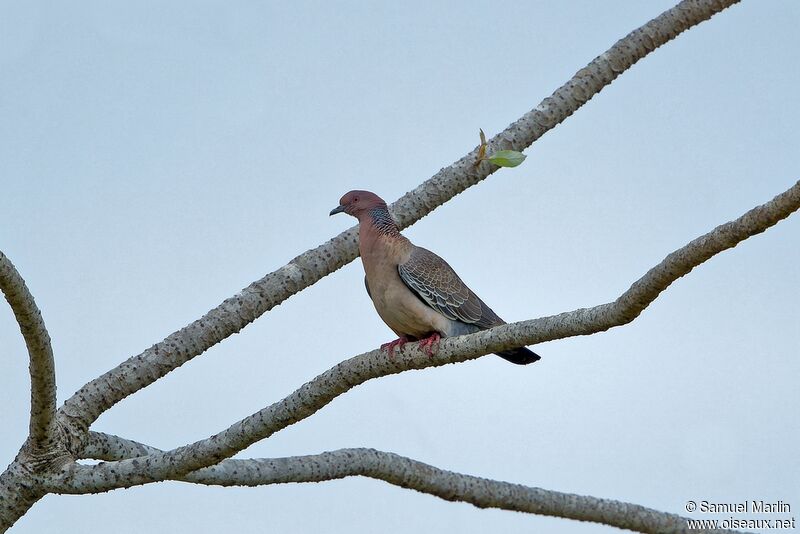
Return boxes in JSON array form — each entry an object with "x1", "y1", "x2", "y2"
[
  {"x1": 362, "y1": 206, "x2": 401, "y2": 238},
  {"x1": 358, "y1": 206, "x2": 408, "y2": 260}
]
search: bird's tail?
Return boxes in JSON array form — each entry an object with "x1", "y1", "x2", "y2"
[{"x1": 495, "y1": 347, "x2": 540, "y2": 365}]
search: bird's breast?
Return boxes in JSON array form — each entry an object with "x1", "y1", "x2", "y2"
[{"x1": 361, "y1": 243, "x2": 448, "y2": 338}]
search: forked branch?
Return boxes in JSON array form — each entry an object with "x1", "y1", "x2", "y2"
[
  {"x1": 46, "y1": 181, "x2": 798, "y2": 514},
  {"x1": 79, "y1": 432, "x2": 731, "y2": 534},
  {"x1": 56, "y1": 0, "x2": 742, "y2": 448},
  {"x1": 0, "y1": 1, "x2": 763, "y2": 532}
]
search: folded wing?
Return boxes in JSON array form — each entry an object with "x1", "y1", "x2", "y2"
[{"x1": 398, "y1": 246, "x2": 503, "y2": 329}]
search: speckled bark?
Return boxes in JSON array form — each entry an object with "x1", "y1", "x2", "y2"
[
  {"x1": 56, "y1": 0, "x2": 741, "y2": 453},
  {"x1": 0, "y1": 252, "x2": 69, "y2": 532},
  {"x1": 44, "y1": 180, "x2": 799, "y2": 500},
  {"x1": 194, "y1": 449, "x2": 731, "y2": 534},
  {"x1": 0, "y1": 1, "x2": 760, "y2": 532},
  {"x1": 0, "y1": 459, "x2": 44, "y2": 533},
  {"x1": 0, "y1": 252, "x2": 57, "y2": 449},
  {"x1": 390, "y1": 0, "x2": 742, "y2": 229},
  {"x1": 75, "y1": 434, "x2": 731, "y2": 534}
]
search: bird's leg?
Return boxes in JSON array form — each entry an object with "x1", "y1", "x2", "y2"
[
  {"x1": 417, "y1": 332, "x2": 441, "y2": 357},
  {"x1": 381, "y1": 336, "x2": 410, "y2": 359}
]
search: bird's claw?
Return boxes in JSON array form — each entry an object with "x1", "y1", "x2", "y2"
[
  {"x1": 418, "y1": 333, "x2": 440, "y2": 357},
  {"x1": 381, "y1": 337, "x2": 409, "y2": 359}
]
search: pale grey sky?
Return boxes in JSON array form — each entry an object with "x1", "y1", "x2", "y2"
[{"x1": 1, "y1": 2, "x2": 798, "y2": 533}]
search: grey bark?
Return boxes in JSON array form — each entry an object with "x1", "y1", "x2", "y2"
[
  {"x1": 0, "y1": 253, "x2": 66, "y2": 532},
  {"x1": 1, "y1": 1, "x2": 777, "y2": 533},
  {"x1": 78, "y1": 433, "x2": 733, "y2": 534},
  {"x1": 0, "y1": 460, "x2": 45, "y2": 533},
  {"x1": 40, "y1": 180, "x2": 800, "y2": 498},
  {"x1": 0, "y1": 252, "x2": 58, "y2": 450},
  {"x1": 56, "y1": 0, "x2": 741, "y2": 450}
]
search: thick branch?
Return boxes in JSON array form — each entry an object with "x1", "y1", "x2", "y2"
[
  {"x1": 57, "y1": 0, "x2": 740, "y2": 444},
  {"x1": 47, "y1": 180, "x2": 798, "y2": 495},
  {"x1": 76, "y1": 433, "x2": 733, "y2": 534},
  {"x1": 0, "y1": 459, "x2": 45, "y2": 532},
  {"x1": 0, "y1": 252, "x2": 57, "y2": 449}
]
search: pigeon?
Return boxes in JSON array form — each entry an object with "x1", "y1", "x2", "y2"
[{"x1": 330, "y1": 190, "x2": 539, "y2": 365}]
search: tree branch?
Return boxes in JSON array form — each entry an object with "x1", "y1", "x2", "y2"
[
  {"x1": 0, "y1": 459, "x2": 46, "y2": 533},
  {"x1": 0, "y1": 252, "x2": 57, "y2": 449},
  {"x1": 46, "y1": 180, "x2": 799, "y2": 497},
  {"x1": 81, "y1": 431, "x2": 161, "y2": 460},
  {"x1": 75, "y1": 432, "x2": 734, "y2": 534},
  {"x1": 56, "y1": 0, "x2": 741, "y2": 449}
]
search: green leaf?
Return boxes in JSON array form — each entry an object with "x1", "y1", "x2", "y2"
[{"x1": 488, "y1": 150, "x2": 526, "y2": 167}]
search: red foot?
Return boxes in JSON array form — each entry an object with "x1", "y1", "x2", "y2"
[
  {"x1": 381, "y1": 337, "x2": 410, "y2": 359},
  {"x1": 417, "y1": 333, "x2": 441, "y2": 357}
]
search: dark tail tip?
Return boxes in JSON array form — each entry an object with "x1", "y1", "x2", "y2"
[{"x1": 495, "y1": 347, "x2": 540, "y2": 365}]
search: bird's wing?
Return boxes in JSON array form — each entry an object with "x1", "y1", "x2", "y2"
[
  {"x1": 398, "y1": 246, "x2": 502, "y2": 328},
  {"x1": 364, "y1": 275, "x2": 372, "y2": 299}
]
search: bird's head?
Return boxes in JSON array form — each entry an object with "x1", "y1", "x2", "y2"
[{"x1": 329, "y1": 190, "x2": 387, "y2": 218}]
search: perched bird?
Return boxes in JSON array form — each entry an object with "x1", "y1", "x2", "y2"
[{"x1": 330, "y1": 190, "x2": 540, "y2": 365}]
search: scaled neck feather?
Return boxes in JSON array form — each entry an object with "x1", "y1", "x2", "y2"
[{"x1": 365, "y1": 206, "x2": 401, "y2": 238}]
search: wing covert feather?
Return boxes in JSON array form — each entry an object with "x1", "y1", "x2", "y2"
[{"x1": 398, "y1": 247, "x2": 502, "y2": 328}]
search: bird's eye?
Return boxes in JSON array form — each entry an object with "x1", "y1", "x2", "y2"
[{"x1": 353, "y1": 197, "x2": 359, "y2": 202}]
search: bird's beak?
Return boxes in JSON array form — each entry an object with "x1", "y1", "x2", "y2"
[{"x1": 329, "y1": 205, "x2": 346, "y2": 216}]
